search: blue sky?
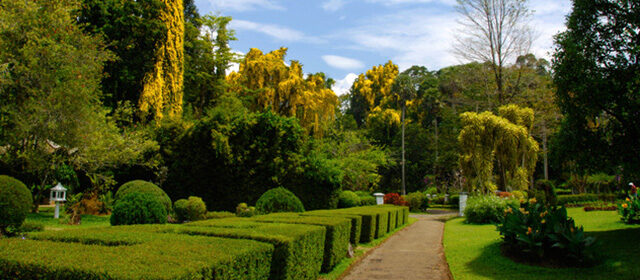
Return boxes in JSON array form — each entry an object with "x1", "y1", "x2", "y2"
[{"x1": 194, "y1": 0, "x2": 572, "y2": 95}]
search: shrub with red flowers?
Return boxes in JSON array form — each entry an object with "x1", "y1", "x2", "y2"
[
  {"x1": 497, "y1": 198, "x2": 598, "y2": 267},
  {"x1": 497, "y1": 191, "x2": 513, "y2": 198},
  {"x1": 384, "y1": 193, "x2": 407, "y2": 206}
]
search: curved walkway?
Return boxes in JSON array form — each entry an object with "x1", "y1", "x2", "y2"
[{"x1": 342, "y1": 211, "x2": 457, "y2": 280}]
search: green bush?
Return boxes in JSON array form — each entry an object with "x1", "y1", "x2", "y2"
[
  {"x1": 256, "y1": 187, "x2": 305, "y2": 214},
  {"x1": 173, "y1": 196, "x2": 207, "y2": 222},
  {"x1": 17, "y1": 221, "x2": 44, "y2": 233},
  {"x1": 236, "y1": 203, "x2": 258, "y2": 217},
  {"x1": 338, "y1": 191, "x2": 360, "y2": 208},
  {"x1": 404, "y1": 192, "x2": 428, "y2": 212},
  {"x1": 355, "y1": 191, "x2": 376, "y2": 206},
  {"x1": 110, "y1": 193, "x2": 167, "y2": 226},
  {"x1": 205, "y1": 211, "x2": 235, "y2": 219},
  {"x1": 534, "y1": 179, "x2": 558, "y2": 206},
  {"x1": 619, "y1": 196, "x2": 640, "y2": 224},
  {"x1": 115, "y1": 180, "x2": 172, "y2": 213},
  {"x1": 252, "y1": 213, "x2": 350, "y2": 272},
  {"x1": 511, "y1": 190, "x2": 527, "y2": 200},
  {"x1": 464, "y1": 195, "x2": 517, "y2": 224},
  {"x1": 498, "y1": 201, "x2": 598, "y2": 266},
  {"x1": 14, "y1": 226, "x2": 273, "y2": 280},
  {"x1": 185, "y1": 219, "x2": 325, "y2": 280},
  {"x1": 0, "y1": 175, "x2": 33, "y2": 235},
  {"x1": 557, "y1": 194, "x2": 599, "y2": 205}
]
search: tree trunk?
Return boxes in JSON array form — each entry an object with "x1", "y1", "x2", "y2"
[
  {"x1": 543, "y1": 124, "x2": 549, "y2": 180},
  {"x1": 401, "y1": 104, "x2": 406, "y2": 196},
  {"x1": 434, "y1": 118, "x2": 438, "y2": 174}
]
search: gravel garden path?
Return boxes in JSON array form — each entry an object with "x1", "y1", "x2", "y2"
[{"x1": 342, "y1": 211, "x2": 457, "y2": 280}]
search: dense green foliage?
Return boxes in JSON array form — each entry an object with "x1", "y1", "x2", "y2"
[
  {"x1": 115, "y1": 180, "x2": 172, "y2": 213},
  {"x1": 301, "y1": 210, "x2": 363, "y2": 246},
  {"x1": 404, "y1": 191, "x2": 428, "y2": 212},
  {"x1": 619, "y1": 196, "x2": 640, "y2": 224},
  {"x1": 110, "y1": 193, "x2": 167, "y2": 225},
  {"x1": 185, "y1": 219, "x2": 325, "y2": 280},
  {"x1": 0, "y1": 176, "x2": 32, "y2": 235},
  {"x1": 553, "y1": 0, "x2": 640, "y2": 181},
  {"x1": 162, "y1": 109, "x2": 340, "y2": 211},
  {"x1": 498, "y1": 201, "x2": 598, "y2": 266},
  {"x1": 174, "y1": 196, "x2": 207, "y2": 222},
  {"x1": 464, "y1": 195, "x2": 517, "y2": 224},
  {"x1": 235, "y1": 203, "x2": 258, "y2": 217},
  {"x1": 338, "y1": 191, "x2": 361, "y2": 208},
  {"x1": 256, "y1": 187, "x2": 305, "y2": 214}
]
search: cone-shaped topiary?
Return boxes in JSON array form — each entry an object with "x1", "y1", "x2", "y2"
[
  {"x1": 115, "y1": 180, "x2": 172, "y2": 213},
  {"x1": 110, "y1": 193, "x2": 167, "y2": 225},
  {"x1": 0, "y1": 175, "x2": 33, "y2": 235},
  {"x1": 256, "y1": 187, "x2": 305, "y2": 214}
]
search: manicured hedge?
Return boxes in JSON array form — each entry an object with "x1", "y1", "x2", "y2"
[
  {"x1": 183, "y1": 219, "x2": 325, "y2": 280},
  {"x1": 329, "y1": 208, "x2": 377, "y2": 243},
  {"x1": 557, "y1": 194, "x2": 600, "y2": 205},
  {"x1": 252, "y1": 213, "x2": 351, "y2": 272},
  {"x1": 6, "y1": 227, "x2": 272, "y2": 280},
  {"x1": 300, "y1": 210, "x2": 362, "y2": 246},
  {"x1": 362, "y1": 207, "x2": 389, "y2": 238}
]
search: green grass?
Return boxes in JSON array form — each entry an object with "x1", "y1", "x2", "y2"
[
  {"x1": 319, "y1": 217, "x2": 418, "y2": 280},
  {"x1": 24, "y1": 211, "x2": 111, "y2": 231},
  {"x1": 444, "y1": 208, "x2": 640, "y2": 280}
]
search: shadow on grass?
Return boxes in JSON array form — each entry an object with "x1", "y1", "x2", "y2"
[{"x1": 464, "y1": 228, "x2": 640, "y2": 280}]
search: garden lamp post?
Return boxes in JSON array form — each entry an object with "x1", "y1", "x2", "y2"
[
  {"x1": 374, "y1": 193, "x2": 385, "y2": 205},
  {"x1": 459, "y1": 192, "x2": 468, "y2": 217},
  {"x1": 50, "y1": 183, "x2": 67, "y2": 219}
]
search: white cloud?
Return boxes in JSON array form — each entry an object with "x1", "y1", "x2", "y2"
[
  {"x1": 231, "y1": 20, "x2": 324, "y2": 43},
  {"x1": 322, "y1": 0, "x2": 347, "y2": 11},
  {"x1": 205, "y1": 0, "x2": 284, "y2": 12},
  {"x1": 322, "y1": 55, "x2": 365, "y2": 70},
  {"x1": 332, "y1": 73, "x2": 358, "y2": 96}
]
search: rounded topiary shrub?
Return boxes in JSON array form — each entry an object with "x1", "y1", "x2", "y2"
[
  {"x1": 110, "y1": 193, "x2": 167, "y2": 226},
  {"x1": 115, "y1": 180, "x2": 172, "y2": 213},
  {"x1": 405, "y1": 191, "x2": 428, "y2": 212},
  {"x1": 0, "y1": 175, "x2": 33, "y2": 235},
  {"x1": 256, "y1": 187, "x2": 305, "y2": 214},
  {"x1": 338, "y1": 190, "x2": 361, "y2": 208},
  {"x1": 173, "y1": 196, "x2": 207, "y2": 222}
]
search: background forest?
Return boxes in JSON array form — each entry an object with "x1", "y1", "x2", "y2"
[{"x1": 0, "y1": 0, "x2": 637, "y2": 212}]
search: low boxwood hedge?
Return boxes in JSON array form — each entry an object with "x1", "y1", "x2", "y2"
[
  {"x1": 330, "y1": 208, "x2": 377, "y2": 243},
  {"x1": 183, "y1": 219, "x2": 325, "y2": 280},
  {"x1": 557, "y1": 194, "x2": 600, "y2": 205},
  {"x1": 5, "y1": 228, "x2": 272, "y2": 280},
  {"x1": 252, "y1": 213, "x2": 351, "y2": 273},
  {"x1": 300, "y1": 210, "x2": 362, "y2": 246}
]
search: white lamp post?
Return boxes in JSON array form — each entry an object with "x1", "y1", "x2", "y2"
[
  {"x1": 50, "y1": 183, "x2": 67, "y2": 219},
  {"x1": 459, "y1": 192, "x2": 468, "y2": 216},
  {"x1": 373, "y1": 193, "x2": 385, "y2": 205}
]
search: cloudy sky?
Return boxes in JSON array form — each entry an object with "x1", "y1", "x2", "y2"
[{"x1": 194, "y1": 0, "x2": 573, "y2": 95}]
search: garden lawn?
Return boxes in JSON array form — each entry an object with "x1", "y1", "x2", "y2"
[
  {"x1": 25, "y1": 210, "x2": 110, "y2": 231},
  {"x1": 444, "y1": 208, "x2": 640, "y2": 280}
]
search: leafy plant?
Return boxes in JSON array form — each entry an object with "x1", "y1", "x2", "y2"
[
  {"x1": 173, "y1": 196, "x2": 207, "y2": 222},
  {"x1": 383, "y1": 193, "x2": 407, "y2": 206},
  {"x1": 338, "y1": 191, "x2": 360, "y2": 208},
  {"x1": 255, "y1": 187, "x2": 305, "y2": 214},
  {"x1": 464, "y1": 195, "x2": 517, "y2": 224},
  {"x1": 498, "y1": 199, "x2": 598, "y2": 266},
  {"x1": 235, "y1": 203, "x2": 257, "y2": 217},
  {"x1": 619, "y1": 196, "x2": 640, "y2": 224},
  {"x1": 110, "y1": 193, "x2": 167, "y2": 226},
  {"x1": 98, "y1": 191, "x2": 114, "y2": 214},
  {"x1": 404, "y1": 192, "x2": 428, "y2": 211},
  {"x1": 0, "y1": 175, "x2": 33, "y2": 236}
]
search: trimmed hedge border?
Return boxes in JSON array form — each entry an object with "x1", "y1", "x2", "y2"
[
  {"x1": 1, "y1": 205, "x2": 410, "y2": 280},
  {"x1": 8, "y1": 228, "x2": 272, "y2": 280},
  {"x1": 184, "y1": 218, "x2": 325, "y2": 280},
  {"x1": 252, "y1": 213, "x2": 351, "y2": 272},
  {"x1": 300, "y1": 210, "x2": 362, "y2": 246}
]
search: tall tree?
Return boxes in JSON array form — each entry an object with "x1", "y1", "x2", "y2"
[
  {"x1": 139, "y1": 0, "x2": 185, "y2": 121},
  {"x1": 454, "y1": 0, "x2": 534, "y2": 104},
  {"x1": 553, "y1": 0, "x2": 640, "y2": 181},
  {"x1": 391, "y1": 73, "x2": 419, "y2": 195},
  {"x1": 227, "y1": 48, "x2": 338, "y2": 136},
  {"x1": 347, "y1": 61, "x2": 399, "y2": 126},
  {"x1": 458, "y1": 105, "x2": 538, "y2": 192},
  {"x1": 77, "y1": 0, "x2": 166, "y2": 111}
]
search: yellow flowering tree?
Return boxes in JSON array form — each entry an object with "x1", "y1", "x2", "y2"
[
  {"x1": 458, "y1": 104, "x2": 539, "y2": 193},
  {"x1": 139, "y1": 0, "x2": 184, "y2": 121},
  {"x1": 347, "y1": 61, "x2": 399, "y2": 126},
  {"x1": 227, "y1": 47, "x2": 338, "y2": 136}
]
